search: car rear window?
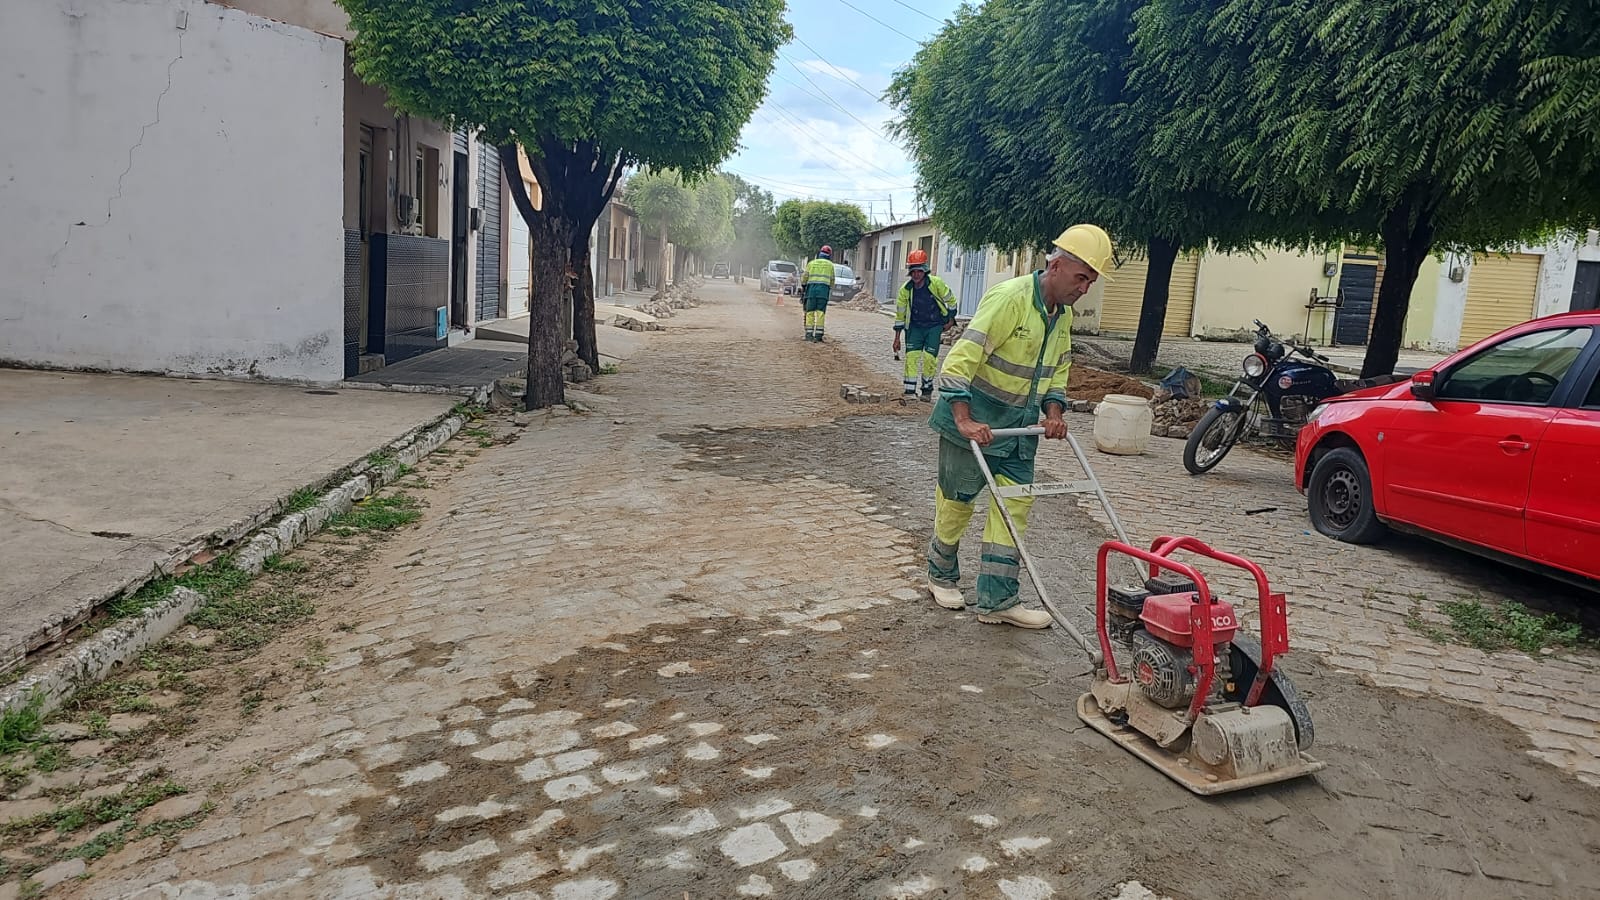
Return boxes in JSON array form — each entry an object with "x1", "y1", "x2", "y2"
[
  {"x1": 771, "y1": 262, "x2": 797, "y2": 273},
  {"x1": 1439, "y1": 327, "x2": 1591, "y2": 404},
  {"x1": 833, "y1": 266, "x2": 854, "y2": 279}
]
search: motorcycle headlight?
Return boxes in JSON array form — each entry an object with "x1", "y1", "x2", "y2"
[{"x1": 1242, "y1": 353, "x2": 1268, "y2": 379}]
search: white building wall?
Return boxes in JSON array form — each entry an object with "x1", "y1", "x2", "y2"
[
  {"x1": 1534, "y1": 239, "x2": 1580, "y2": 318},
  {"x1": 1, "y1": 0, "x2": 345, "y2": 381}
]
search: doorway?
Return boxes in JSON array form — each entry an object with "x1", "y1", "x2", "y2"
[
  {"x1": 1572, "y1": 260, "x2": 1600, "y2": 312},
  {"x1": 357, "y1": 128, "x2": 373, "y2": 357},
  {"x1": 1335, "y1": 256, "x2": 1379, "y2": 345},
  {"x1": 451, "y1": 152, "x2": 470, "y2": 327}
]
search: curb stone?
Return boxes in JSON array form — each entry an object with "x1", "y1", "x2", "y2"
[{"x1": 0, "y1": 410, "x2": 471, "y2": 717}]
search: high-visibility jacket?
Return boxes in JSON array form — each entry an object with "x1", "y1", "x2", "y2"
[
  {"x1": 803, "y1": 258, "x2": 835, "y2": 287},
  {"x1": 894, "y1": 275, "x2": 957, "y2": 331},
  {"x1": 930, "y1": 272, "x2": 1072, "y2": 460}
]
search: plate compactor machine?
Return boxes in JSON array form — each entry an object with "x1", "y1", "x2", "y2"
[{"x1": 970, "y1": 428, "x2": 1325, "y2": 795}]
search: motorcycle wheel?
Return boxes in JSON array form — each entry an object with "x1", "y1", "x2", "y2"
[{"x1": 1183, "y1": 405, "x2": 1249, "y2": 475}]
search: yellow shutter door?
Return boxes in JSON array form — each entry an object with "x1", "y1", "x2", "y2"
[
  {"x1": 1460, "y1": 253, "x2": 1542, "y2": 347},
  {"x1": 1099, "y1": 254, "x2": 1199, "y2": 337}
]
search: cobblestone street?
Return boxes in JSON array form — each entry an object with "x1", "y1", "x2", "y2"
[{"x1": 30, "y1": 283, "x2": 1600, "y2": 900}]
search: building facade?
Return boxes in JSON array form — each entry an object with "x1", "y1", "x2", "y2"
[{"x1": 1, "y1": 0, "x2": 511, "y2": 381}]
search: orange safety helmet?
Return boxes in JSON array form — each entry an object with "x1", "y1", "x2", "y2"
[
  {"x1": 819, "y1": 245, "x2": 832, "y2": 258},
  {"x1": 906, "y1": 249, "x2": 930, "y2": 271}
]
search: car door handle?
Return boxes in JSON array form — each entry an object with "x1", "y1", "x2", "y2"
[{"x1": 1498, "y1": 439, "x2": 1532, "y2": 453}]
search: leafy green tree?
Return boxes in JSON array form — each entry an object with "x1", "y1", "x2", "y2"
[
  {"x1": 800, "y1": 202, "x2": 869, "y2": 264},
  {"x1": 677, "y1": 174, "x2": 736, "y2": 276},
  {"x1": 1134, "y1": 0, "x2": 1600, "y2": 375},
  {"x1": 727, "y1": 175, "x2": 779, "y2": 273},
  {"x1": 890, "y1": 0, "x2": 1291, "y2": 373},
  {"x1": 625, "y1": 170, "x2": 695, "y2": 289},
  {"x1": 772, "y1": 199, "x2": 869, "y2": 263},
  {"x1": 340, "y1": 0, "x2": 788, "y2": 407},
  {"x1": 772, "y1": 199, "x2": 811, "y2": 259}
]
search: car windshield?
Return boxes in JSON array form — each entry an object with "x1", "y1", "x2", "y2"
[
  {"x1": 1439, "y1": 326, "x2": 1592, "y2": 404},
  {"x1": 770, "y1": 262, "x2": 797, "y2": 274},
  {"x1": 833, "y1": 266, "x2": 854, "y2": 279}
]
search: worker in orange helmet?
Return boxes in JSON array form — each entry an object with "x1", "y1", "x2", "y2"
[{"x1": 892, "y1": 248, "x2": 957, "y2": 402}]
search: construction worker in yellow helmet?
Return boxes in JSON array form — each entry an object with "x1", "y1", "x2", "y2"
[
  {"x1": 892, "y1": 248, "x2": 957, "y2": 402},
  {"x1": 802, "y1": 245, "x2": 836, "y2": 341},
  {"x1": 925, "y1": 224, "x2": 1114, "y2": 629}
]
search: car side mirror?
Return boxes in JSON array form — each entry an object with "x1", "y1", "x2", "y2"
[{"x1": 1411, "y1": 370, "x2": 1437, "y2": 401}]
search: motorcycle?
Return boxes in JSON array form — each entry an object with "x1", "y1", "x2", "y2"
[{"x1": 1182, "y1": 320, "x2": 1398, "y2": 475}]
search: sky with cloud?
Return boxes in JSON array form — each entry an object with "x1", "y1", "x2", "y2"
[{"x1": 724, "y1": 0, "x2": 966, "y2": 229}]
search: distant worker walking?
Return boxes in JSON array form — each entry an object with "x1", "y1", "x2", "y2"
[
  {"x1": 892, "y1": 249, "x2": 957, "y2": 402},
  {"x1": 802, "y1": 245, "x2": 836, "y2": 342},
  {"x1": 925, "y1": 224, "x2": 1114, "y2": 629}
]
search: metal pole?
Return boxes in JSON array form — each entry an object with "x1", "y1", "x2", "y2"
[{"x1": 970, "y1": 431, "x2": 1101, "y2": 666}]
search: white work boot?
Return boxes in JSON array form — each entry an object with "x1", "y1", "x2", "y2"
[
  {"x1": 928, "y1": 579, "x2": 967, "y2": 610},
  {"x1": 977, "y1": 606, "x2": 1052, "y2": 629}
]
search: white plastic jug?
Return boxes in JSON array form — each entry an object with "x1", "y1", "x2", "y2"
[{"x1": 1093, "y1": 394, "x2": 1153, "y2": 455}]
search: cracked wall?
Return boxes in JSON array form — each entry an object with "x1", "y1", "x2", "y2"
[{"x1": 0, "y1": 0, "x2": 346, "y2": 381}]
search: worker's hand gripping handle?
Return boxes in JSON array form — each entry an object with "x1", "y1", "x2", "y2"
[{"x1": 987, "y1": 427, "x2": 1047, "y2": 438}]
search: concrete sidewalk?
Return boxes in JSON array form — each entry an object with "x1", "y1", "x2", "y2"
[{"x1": 0, "y1": 370, "x2": 454, "y2": 665}]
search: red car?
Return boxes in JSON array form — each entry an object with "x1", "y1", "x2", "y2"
[{"x1": 1296, "y1": 311, "x2": 1600, "y2": 588}]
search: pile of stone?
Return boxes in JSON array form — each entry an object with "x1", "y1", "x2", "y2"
[
  {"x1": 1147, "y1": 369, "x2": 1207, "y2": 439},
  {"x1": 561, "y1": 341, "x2": 594, "y2": 384},
  {"x1": 642, "y1": 281, "x2": 703, "y2": 319},
  {"x1": 608, "y1": 315, "x2": 664, "y2": 333},
  {"x1": 839, "y1": 384, "x2": 886, "y2": 404},
  {"x1": 835, "y1": 290, "x2": 882, "y2": 312}
]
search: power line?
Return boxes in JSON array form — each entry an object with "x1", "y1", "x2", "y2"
[
  {"x1": 789, "y1": 36, "x2": 883, "y2": 103},
  {"x1": 884, "y1": 0, "x2": 944, "y2": 25},
  {"x1": 725, "y1": 167, "x2": 913, "y2": 196},
  {"x1": 756, "y1": 105, "x2": 907, "y2": 181},
  {"x1": 834, "y1": 0, "x2": 925, "y2": 43},
  {"x1": 779, "y1": 56, "x2": 892, "y2": 140}
]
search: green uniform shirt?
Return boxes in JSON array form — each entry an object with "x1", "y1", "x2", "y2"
[{"x1": 929, "y1": 272, "x2": 1073, "y2": 460}]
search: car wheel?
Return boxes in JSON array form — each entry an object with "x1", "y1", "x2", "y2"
[{"x1": 1307, "y1": 447, "x2": 1388, "y2": 544}]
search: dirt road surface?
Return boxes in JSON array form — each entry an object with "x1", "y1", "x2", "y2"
[{"x1": 16, "y1": 281, "x2": 1597, "y2": 900}]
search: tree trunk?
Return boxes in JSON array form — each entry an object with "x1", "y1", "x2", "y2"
[
  {"x1": 571, "y1": 232, "x2": 599, "y2": 371},
  {"x1": 526, "y1": 215, "x2": 572, "y2": 409},
  {"x1": 1129, "y1": 236, "x2": 1180, "y2": 375},
  {"x1": 658, "y1": 225, "x2": 670, "y2": 290},
  {"x1": 1362, "y1": 201, "x2": 1437, "y2": 378}
]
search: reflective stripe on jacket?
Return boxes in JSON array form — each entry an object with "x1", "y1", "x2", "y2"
[
  {"x1": 803, "y1": 258, "x2": 835, "y2": 286},
  {"x1": 895, "y1": 275, "x2": 956, "y2": 330},
  {"x1": 929, "y1": 272, "x2": 1072, "y2": 459}
]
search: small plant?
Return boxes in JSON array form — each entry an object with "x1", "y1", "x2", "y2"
[
  {"x1": 1408, "y1": 597, "x2": 1590, "y2": 654},
  {"x1": 108, "y1": 558, "x2": 253, "y2": 620},
  {"x1": 451, "y1": 401, "x2": 486, "y2": 420},
  {"x1": 365, "y1": 450, "x2": 397, "y2": 471},
  {"x1": 0, "y1": 776, "x2": 184, "y2": 841},
  {"x1": 599, "y1": 363, "x2": 620, "y2": 375},
  {"x1": 0, "y1": 694, "x2": 46, "y2": 755},
  {"x1": 262, "y1": 555, "x2": 308, "y2": 574},
  {"x1": 282, "y1": 487, "x2": 321, "y2": 514},
  {"x1": 327, "y1": 493, "x2": 423, "y2": 536}
]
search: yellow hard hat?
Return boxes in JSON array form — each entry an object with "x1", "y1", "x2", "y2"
[{"x1": 1052, "y1": 224, "x2": 1115, "y2": 280}]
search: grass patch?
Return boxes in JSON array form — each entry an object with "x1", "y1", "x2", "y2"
[
  {"x1": 327, "y1": 493, "x2": 423, "y2": 537},
  {"x1": 451, "y1": 401, "x2": 486, "y2": 420},
  {"x1": 365, "y1": 450, "x2": 397, "y2": 470},
  {"x1": 73, "y1": 678, "x2": 156, "y2": 715},
  {"x1": 0, "y1": 776, "x2": 184, "y2": 842},
  {"x1": 189, "y1": 590, "x2": 314, "y2": 651},
  {"x1": 1193, "y1": 371, "x2": 1238, "y2": 399},
  {"x1": 599, "y1": 363, "x2": 620, "y2": 375},
  {"x1": 1409, "y1": 598, "x2": 1590, "y2": 654},
  {"x1": 0, "y1": 694, "x2": 46, "y2": 756},
  {"x1": 283, "y1": 486, "x2": 321, "y2": 514},
  {"x1": 107, "y1": 558, "x2": 253, "y2": 621},
  {"x1": 262, "y1": 554, "x2": 307, "y2": 575}
]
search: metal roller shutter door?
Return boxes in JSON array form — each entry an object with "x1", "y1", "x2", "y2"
[
  {"x1": 1460, "y1": 253, "x2": 1541, "y2": 347},
  {"x1": 1098, "y1": 254, "x2": 1200, "y2": 337}
]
